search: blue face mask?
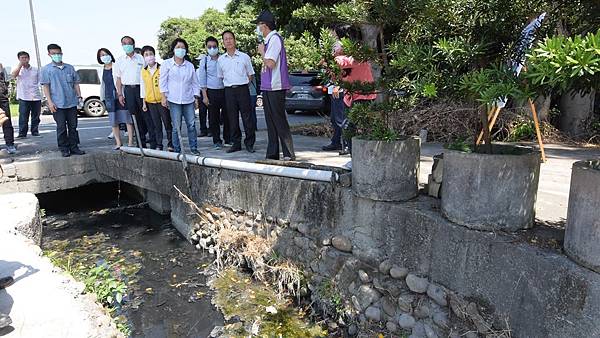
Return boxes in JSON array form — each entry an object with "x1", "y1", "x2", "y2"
[
  {"x1": 174, "y1": 48, "x2": 186, "y2": 58},
  {"x1": 100, "y1": 55, "x2": 112, "y2": 64},
  {"x1": 122, "y1": 44, "x2": 134, "y2": 54},
  {"x1": 50, "y1": 54, "x2": 63, "y2": 63}
]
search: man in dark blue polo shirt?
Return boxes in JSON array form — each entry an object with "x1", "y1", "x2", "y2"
[{"x1": 41, "y1": 43, "x2": 85, "y2": 157}]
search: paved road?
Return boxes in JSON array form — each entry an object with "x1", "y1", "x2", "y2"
[{"x1": 1, "y1": 108, "x2": 327, "y2": 157}]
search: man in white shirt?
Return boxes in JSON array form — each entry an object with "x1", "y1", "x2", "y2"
[
  {"x1": 11, "y1": 51, "x2": 42, "y2": 138},
  {"x1": 113, "y1": 35, "x2": 155, "y2": 149},
  {"x1": 197, "y1": 36, "x2": 230, "y2": 149},
  {"x1": 217, "y1": 30, "x2": 256, "y2": 153}
]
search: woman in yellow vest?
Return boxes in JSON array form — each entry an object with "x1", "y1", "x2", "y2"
[{"x1": 140, "y1": 46, "x2": 173, "y2": 151}]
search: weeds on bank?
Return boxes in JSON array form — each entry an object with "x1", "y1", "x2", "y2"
[{"x1": 45, "y1": 233, "x2": 142, "y2": 336}]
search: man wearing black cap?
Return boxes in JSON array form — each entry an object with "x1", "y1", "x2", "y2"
[{"x1": 255, "y1": 10, "x2": 296, "y2": 161}]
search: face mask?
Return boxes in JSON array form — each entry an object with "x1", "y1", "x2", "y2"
[
  {"x1": 50, "y1": 54, "x2": 63, "y2": 63},
  {"x1": 144, "y1": 55, "x2": 156, "y2": 64},
  {"x1": 173, "y1": 48, "x2": 186, "y2": 58},
  {"x1": 207, "y1": 47, "x2": 218, "y2": 57},
  {"x1": 122, "y1": 44, "x2": 134, "y2": 54},
  {"x1": 100, "y1": 55, "x2": 112, "y2": 64}
]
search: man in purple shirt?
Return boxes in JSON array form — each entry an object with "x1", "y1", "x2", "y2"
[
  {"x1": 11, "y1": 51, "x2": 42, "y2": 138},
  {"x1": 255, "y1": 10, "x2": 295, "y2": 161}
]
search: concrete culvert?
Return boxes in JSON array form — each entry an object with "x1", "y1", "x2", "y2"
[
  {"x1": 564, "y1": 159, "x2": 600, "y2": 273},
  {"x1": 351, "y1": 136, "x2": 420, "y2": 202},
  {"x1": 440, "y1": 144, "x2": 541, "y2": 231}
]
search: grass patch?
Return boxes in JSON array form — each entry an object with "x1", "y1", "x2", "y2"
[
  {"x1": 45, "y1": 233, "x2": 143, "y2": 336},
  {"x1": 212, "y1": 268, "x2": 326, "y2": 337}
]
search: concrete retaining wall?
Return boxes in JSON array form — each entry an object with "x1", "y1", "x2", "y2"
[{"x1": 1, "y1": 151, "x2": 599, "y2": 337}]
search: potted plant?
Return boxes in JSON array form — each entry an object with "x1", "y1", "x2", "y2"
[{"x1": 438, "y1": 65, "x2": 542, "y2": 231}]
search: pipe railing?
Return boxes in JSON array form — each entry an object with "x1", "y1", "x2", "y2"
[{"x1": 119, "y1": 146, "x2": 339, "y2": 183}]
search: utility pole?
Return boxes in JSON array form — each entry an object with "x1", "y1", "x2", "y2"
[{"x1": 28, "y1": 0, "x2": 42, "y2": 69}]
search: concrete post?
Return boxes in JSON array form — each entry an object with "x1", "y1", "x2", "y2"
[
  {"x1": 564, "y1": 160, "x2": 600, "y2": 273},
  {"x1": 441, "y1": 145, "x2": 541, "y2": 231},
  {"x1": 145, "y1": 189, "x2": 171, "y2": 215},
  {"x1": 352, "y1": 136, "x2": 420, "y2": 201}
]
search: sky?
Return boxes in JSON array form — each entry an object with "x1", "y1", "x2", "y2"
[{"x1": 0, "y1": 0, "x2": 228, "y2": 71}]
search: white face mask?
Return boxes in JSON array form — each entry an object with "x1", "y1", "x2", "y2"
[
  {"x1": 100, "y1": 55, "x2": 112, "y2": 64},
  {"x1": 207, "y1": 47, "x2": 219, "y2": 56}
]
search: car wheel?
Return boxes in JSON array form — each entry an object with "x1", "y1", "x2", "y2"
[
  {"x1": 84, "y1": 98, "x2": 106, "y2": 117},
  {"x1": 256, "y1": 96, "x2": 263, "y2": 108},
  {"x1": 286, "y1": 109, "x2": 296, "y2": 114}
]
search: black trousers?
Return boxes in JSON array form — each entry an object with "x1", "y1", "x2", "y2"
[
  {"x1": 0, "y1": 101, "x2": 15, "y2": 146},
  {"x1": 263, "y1": 90, "x2": 295, "y2": 159},
  {"x1": 147, "y1": 103, "x2": 173, "y2": 150},
  {"x1": 207, "y1": 88, "x2": 229, "y2": 145},
  {"x1": 124, "y1": 85, "x2": 155, "y2": 148},
  {"x1": 53, "y1": 106, "x2": 79, "y2": 151},
  {"x1": 198, "y1": 98, "x2": 208, "y2": 133},
  {"x1": 224, "y1": 85, "x2": 255, "y2": 148},
  {"x1": 18, "y1": 99, "x2": 41, "y2": 136}
]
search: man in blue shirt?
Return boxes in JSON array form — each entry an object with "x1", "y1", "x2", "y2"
[{"x1": 41, "y1": 43, "x2": 85, "y2": 157}]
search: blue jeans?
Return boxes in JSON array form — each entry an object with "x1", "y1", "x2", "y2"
[
  {"x1": 169, "y1": 102, "x2": 197, "y2": 152},
  {"x1": 330, "y1": 93, "x2": 346, "y2": 146},
  {"x1": 18, "y1": 100, "x2": 41, "y2": 136}
]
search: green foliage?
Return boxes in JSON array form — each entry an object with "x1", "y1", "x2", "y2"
[
  {"x1": 446, "y1": 138, "x2": 473, "y2": 152},
  {"x1": 459, "y1": 63, "x2": 524, "y2": 107},
  {"x1": 507, "y1": 120, "x2": 535, "y2": 141},
  {"x1": 285, "y1": 32, "x2": 321, "y2": 71},
  {"x1": 524, "y1": 29, "x2": 600, "y2": 94},
  {"x1": 347, "y1": 101, "x2": 399, "y2": 141}
]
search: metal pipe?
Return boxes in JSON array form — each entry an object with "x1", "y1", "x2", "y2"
[{"x1": 119, "y1": 147, "x2": 338, "y2": 183}]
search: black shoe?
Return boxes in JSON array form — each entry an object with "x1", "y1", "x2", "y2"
[
  {"x1": 0, "y1": 276, "x2": 14, "y2": 289},
  {"x1": 17, "y1": 134, "x2": 27, "y2": 139},
  {"x1": 207, "y1": 132, "x2": 213, "y2": 137},
  {"x1": 32, "y1": 132, "x2": 41, "y2": 137},
  {"x1": 226, "y1": 146, "x2": 242, "y2": 153},
  {"x1": 265, "y1": 156, "x2": 279, "y2": 161},
  {"x1": 70, "y1": 148, "x2": 86, "y2": 155},
  {"x1": 198, "y1": 131, "x2": 209, "y2": 137},
  {"x1": 322, "y1": 143, "x2": 342, "y2": 151},
  {"x1": 246, "y1": 145, "x2": 255, "y2": 153},
  {"x1": 61, "y1": 150, "x2": 71, "y2": 157}
]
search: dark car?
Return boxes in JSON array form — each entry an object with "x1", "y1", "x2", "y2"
[{"x1": 285, "y1": 72, "x2": 329, "y2": 114}]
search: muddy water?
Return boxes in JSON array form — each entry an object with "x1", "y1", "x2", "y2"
[{"x1": 38, "y1": 183, "x2": 223, "y2": 338}]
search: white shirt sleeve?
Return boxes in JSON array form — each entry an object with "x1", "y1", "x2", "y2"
[
  {"x1": 217, "y1": 58, "x2": 224, "y2": 79},
  {"x1": 139, "y1": 69, "x2": 145, "y2": 99},
  {"x1": 264, "y1": 35, "x2": 281, "y2": 63},
  {"x1": 159, "y1": 60, "x2": 170, "y2": 95},
  {"x1": 197, "y1": 62, "x2": 207, "y2": 89},
  {"x1": 245, "y1": 54, "x2": 255, "y2": 76},
  {"x1": 191, "y1": 63, "x2": 201, "y2": 97},
  {"x1": 113, "y1": 57, "x2": 122, "y2": 80}
]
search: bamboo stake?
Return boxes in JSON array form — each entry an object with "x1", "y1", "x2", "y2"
[
  {"x1": 527, "y1": 97, "x2": 547, "y2": 162},
  {"x1": 476, "y1": 105, "x2": 502, "y2": 145}
]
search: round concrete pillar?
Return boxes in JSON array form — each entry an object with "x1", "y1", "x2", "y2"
[
  {"x1": 564, "y1": 160, "x2": 600, "y2": 273},
  {"x1": 441, "y1": 145, "x2": 541, "y2": 231},
  {"x1": 352, "y1": 136, "x2": 420, "y2": 201}
]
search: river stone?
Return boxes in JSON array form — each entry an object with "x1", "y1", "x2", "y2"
[
  {"x1": 206, "y1": 213, "x2": 215, "y2": 223},
  {"x1": 398, "y1": 314, "x2": 416, "y2": 329},
  {"x1": 322, "y1": 237, "x2": 332, "y2": 246},
  {"x1": 386, "y1": 321, "x2": 399, "y2": 333},
  {"x1": 414, "y1": 303, "x2": 431, "y2": 319},
  {"x1": 365, "y1": 306, "x2": 382, "y2": 322},
  {"x1": 382, "y1": 296, "x2": 396, "y2": 317},
  {"x1": 222, "y1": 219, "x2": 231, "y2": 228},
  {"x1": 465, "y1": 332, "x2": 478, "y2": 338},
  {"x1": 358, "y1": 270, "x2": 371, "y2": 284},
  {"x1": 229, "y1": 214, "x2": 236, "y2": 221},
  {"x1": 411, "y1": 322, "x2": 426, "y2": 338},
  {"x1": 255, "y1": 213, "x2": 262, "y2": 222},
  {"x1": 266, "y1": 216, "x2": 274, "y2": 223},
  {"x1": 379, "y1": 259, "x2": 392, "y2": 274},
  {"x1": 432, "y1": 310, "x2": 449, "y2": 328},
  {"x1": 357, "y1": 285, "x2": 381, "y2": 310},
  {"x1": 406, "y1": 274, "x2": 429, "y2": 293},
  {"x1": 348, "y1": 324, "x2": 358, "y2": 336},
  {"x1": 209, "y1": 325, "x2": 223, "y2": 337},
  {"x1": 424, "y1": 323, "x2": 438, "y2": 338},
  {"x1": 427, "y1": 284, "x2": 448, "y2": 307},
  {"x1": 236, "y1": 216, "x2": 244, "y2": 224},
  {"x1": 331, "y1": 236, "x2": 352, "y2": 252},
  {"x1": 297, "y1": 223, "x2": 310, "y2": 235},
  {"x1": 390, "y1": 266, "x2": 409, "y2": 279},
  {"x1": 398, "y1": 293, "x2": 415, "y2": 313}
]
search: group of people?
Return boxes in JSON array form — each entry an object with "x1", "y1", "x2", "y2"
[{"x1": 2, "y1": 10, "x2": 375, "y2": 162}]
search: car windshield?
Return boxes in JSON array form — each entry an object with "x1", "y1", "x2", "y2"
[
  {"x1": 77, "y1": 69, "x2": 100, "y2": 85},
  {"x1": 289, "y1": 74, "x2": 320, "y2": 87}
]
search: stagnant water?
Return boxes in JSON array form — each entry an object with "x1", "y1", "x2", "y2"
[{"x1": 38, "y1": 183, "x2": 224, "y2": 337}]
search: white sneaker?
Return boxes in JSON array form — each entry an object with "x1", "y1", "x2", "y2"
[
  {"x1": 107, "y1": 131, "x2": 114, "y2": 139},
  {"x1": 6, "y1": 145, "x2": 17, "y2": 154},
  {"x1": 124, "y1": 131, "x2": 128, "y2": 137}
]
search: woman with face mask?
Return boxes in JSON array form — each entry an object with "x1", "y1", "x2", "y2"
[
  {"x1": 159, "y1": 38, "x2": 201, "y2": 155},
  {"x1": 97, "y1": 48, "x2": 133, "y2": 149}
]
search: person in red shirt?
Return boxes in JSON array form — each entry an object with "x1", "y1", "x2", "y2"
[{"x1": 323, "y1": 25, "x2": 376, "y2": 155}]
